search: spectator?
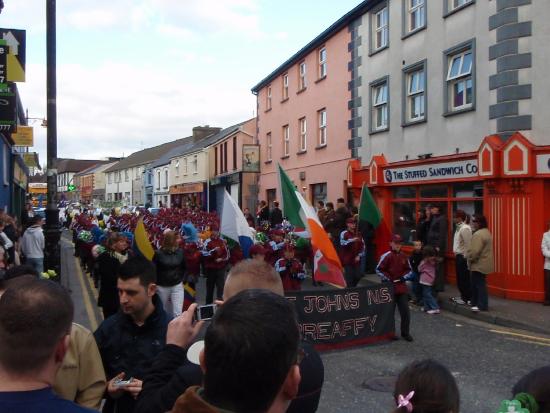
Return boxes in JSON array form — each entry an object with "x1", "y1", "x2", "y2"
[
  {"x1": 270, "y1": 201, "x2": 284, "y2": 228},
  {"x1": 452, "y1": 210, "x2": 472, "y2": 306},
  {"x1": 392, "y1": 359, "x2": 460, "y2": 413},
  {"x1": 415, "y1": 207, "x2": 431, "y2": 245},
  {"x1": 408, "y1": 240, "x2": 424, "y2": 306},
  {"x1": 256, "y1": 200, "x2": 270, "y2": 224},
  {"x1": 153, "y1": 230, "x2": 186, "y2": 318},
  {"x1": 426, "y1": 204, "x2": 447, "y2": 292},
  {"x1": 541, "y1": 220, "x2": 550, "y2": 306},
  {"x1": 20, "y1": 216, "x2": 45, "y2": 274},
  {"x1": 0, "y1": 278, "x2": 95, "y2": 412},
  {"x1": 21, "y1": 202, "x2": 34, "y2": 229},
  {"x1": 316, "y1": 201, "x2": 327, "y2": 225},
  {"x1": 323, "y1": 202, "x2": 337, "y2": 241},
  {"x1": 511, "y1": 365, "x2": 550, "y2": 413},
  {"x1": 243, "y1": 207, "x2": 255, "y2": 228},
  {"x1": 172, "y1": 289, "x2": 301, "y2": 413},
  {"x1": 419, "y1": 246, "x2": 440, "y2": 315},
  {"x1": 201, "y1": 223, "x2": 229, "y2": 304},
  {"x1": 94, "y1": 257, "x2": 171, "y2": 413},
  {"x1": 333, "y1": 198, "x2": 351, "y2": 249},
  {"x1": 467, "y1": 215, "x2": 494, "y2": 312}
]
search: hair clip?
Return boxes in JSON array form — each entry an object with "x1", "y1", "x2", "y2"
[{"x1": 397, "y1": 390, "x2": 415, "y2": 412}]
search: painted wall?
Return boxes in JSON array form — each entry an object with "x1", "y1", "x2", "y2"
[
  {"x1": 256, "y1": 27, "x2": 352, "y2": 204},
  {"x1": 170, "y1": 150, "x2": 208, "y2": 186}
]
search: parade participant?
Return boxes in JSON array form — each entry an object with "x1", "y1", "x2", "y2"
[
  {"x1": 323, "y1": 202, "x2": 338, "y2": 242},
  {"x1": 408, "y1": 240, "x2": 424, "y2": 306},
  {"x1": 467, "y1": 214, "x2": 494, "y2": 313},
  {"x1": 172, "y1": 290, "x2": 301, "y2": 413},
  {"x1": 181, "y1": 223, "x2": 202, "y2": 309},
  {"x1": 96, "y1": 232, "x2": 129, "y2": 318},
  {"x1": 201, "y1": 223, "x2": 229, "y2": 304},
  {"x1": 269, "y1": 201, "x2": 283, "y2": 228},
  {"x1": 94, "y1": 257, "x2": 170, "y2": 413},
  {"x1": 275, "y1": 244, "x2": 306, "y2": 292},
  {"x1": 0, "y1": 278, "x2": 96, "y2": 413},
  {"x1": 376, "y1": 234, "x2": 414, "y2": 342},
  {"x1": 153, "y1": 230, "x2": 186, "y2": 318},
  {"x1": 392, "y1": 359, "x2": 460, "y2": 413},
  {"x1": 541, "y1": 220, "x2": 550, "y2": 306},
  {"x1": 265, "y1": 228, "x2": 286, "y2": 266},
  {"x1": 452, "y1": 210, "x2": 472, "y2": 305},
  {"x1": 418, "y1": 246, "x2": 440, "y2": 314},
  {"x1": 339, "y1": 217, "x2": 365, "y2": 287},
  {"x1": 249, "y1": 244, "x2": 266, "y2": 261}
]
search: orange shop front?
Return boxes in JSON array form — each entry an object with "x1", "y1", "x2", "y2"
[{"x1": 349, "y1": 133, "x2": 550, "y2": 303}]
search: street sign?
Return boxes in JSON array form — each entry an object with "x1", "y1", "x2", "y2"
[
  {"x1": 67, "y1": 184, "x2": 76, "y2": 192},
  {"x1": 0, "y1": 83, "x2": 16, "y2": 134},
  {"x1": 0, "y1": 28, "x2": 25, "y2": 82},
  {"x1": 11, "y1": 125, "x2": 33, "y2": 146},
  {"x1": 0, "y1": 43, "x2": 7, "y2": 92}
]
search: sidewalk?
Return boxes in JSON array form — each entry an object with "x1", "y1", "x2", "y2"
[{"x1": 361, "y1": 274, "x2": 550, "y2": 336}]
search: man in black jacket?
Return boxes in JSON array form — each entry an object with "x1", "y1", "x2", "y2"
[
  {"x1": 426, "y1": 204, "x2": 448, "y2": 292},
  {"x1": 270, "y1": 201, "x2": 284, "y2": 228},
  {"x1": 136, "y1": 259, "x2": 324, "y2": 413},
  {"x1": 94, "y1": 257, "x2": 171, "y2": 413}
]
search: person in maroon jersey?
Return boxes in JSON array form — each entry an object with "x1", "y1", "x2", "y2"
[
  {"x1": 339, "y1": 217, "x2": 365, "y2": 287},
  {"x1": 275, "y1": 244, "x2": 306, "y2": 292},
  {"x1": 200, "y1": 223, "x2": 229, "y2": 304},
  {"x1": 264, "y1": 229, "x2": 286, "y2": 266}
]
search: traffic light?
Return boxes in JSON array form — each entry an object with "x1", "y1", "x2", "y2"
[{"x1": 67, "y1": 184, "x2": 76, "y2": 192}]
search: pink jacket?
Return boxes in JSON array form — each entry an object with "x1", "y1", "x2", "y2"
[{"x1": 419, "y1": 258, "x2": 437, "y2": 286}]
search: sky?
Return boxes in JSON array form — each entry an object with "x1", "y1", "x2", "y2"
[{"x1": 1, "y1": 0, "x2": 365, "y2": 167}]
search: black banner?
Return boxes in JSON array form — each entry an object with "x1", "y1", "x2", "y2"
[{"x1": 286, "y1": 284, "x2": 396, "y2": 351}]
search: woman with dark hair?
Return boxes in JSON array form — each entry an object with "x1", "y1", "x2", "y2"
[
  {"x1": 97, "y1": 232, "x2": 129, "y2": 318},
  {"x1": 467, "y1": 214, "x2": 494, "y2": 312},
  {"x1": 510, "y1": 365, "x2": 550, "y2": 413},
  {"x1": 541, "y1": 220, "x2": 550, "y2": 306},
  {"x1": 391, "y1": 359, "x2": 460, "y2": 413},
  {"x1": 153, "y1": 230, "x2": 186, "y2": 317}
]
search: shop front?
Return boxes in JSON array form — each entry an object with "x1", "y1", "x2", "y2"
[
  {"x1": 170, "y1": 182, "x2": 206, "y2": 210},
  {"x1": 349, "y1": 133, "x2": 550, "y2": 303}
]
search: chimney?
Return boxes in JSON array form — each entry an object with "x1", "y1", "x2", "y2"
[{"x1": 192, "y1": 125, "x2": 222, "y2": 142}]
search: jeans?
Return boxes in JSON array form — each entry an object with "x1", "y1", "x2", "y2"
[
  {"x1": 455, "y1": 254, "x2": 471, "y2": 302},
  {"x1": 157, "y1": 283, "x2": 185, "y2": 318},
  {"x1": 26, "y1": 257, "x2": 44, "y2": 275},
  {"x1": 544, "y1": 270, "x2": 550, "y2": 304},
  {"x1": 411, "y1": 272, "x2": 423, "y2": 303},
  {"x1": 393, "y1": 293, "x2": 411, "y2": 337},
  {"x1": 344, "y1": 265, "x2": 362, "y2": 287},
  {"x1": 205, "y1": 269, "x2": 225, "y2": 304},
  {"x1": 471, "y1": 271, "x2": 489, "y2": 310},
  {"x1": 421, "y1": 284, "x2": 439, "y2": 311}
]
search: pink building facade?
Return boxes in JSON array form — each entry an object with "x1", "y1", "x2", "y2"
[{"x1": 252, "y1": 5, "x2": 368, "y2": 207}]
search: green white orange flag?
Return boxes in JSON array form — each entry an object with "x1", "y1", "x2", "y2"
[{"x1": 277, "y1": 164, "x2": 346, "y2": 288}]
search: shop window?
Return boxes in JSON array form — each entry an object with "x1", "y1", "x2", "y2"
[
  {"x1": 393, "y1": 201, "x2": 417, "y2": 243},
  {"x1": 420, "y1": 185, "x2": 448, "y2": 198},
  {"x1": 453, "y1": 182, "x2": 483, "y2": 198},
  {"x1": 393, "y1": 186, "x2": 416, "y2": 199},
  {"x1": 311, "y1": 183, "x2": 327, "y2": 205}
]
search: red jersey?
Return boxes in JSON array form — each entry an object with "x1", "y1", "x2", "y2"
[
  {"x1": 275, "y1": 258, "x2": 306, "y2": 292},
  {"x1": 201, "y1": 237, "x2": 229, "y2": 270},
  {"x1": 264, "y1": 240, "x2": 285, "y2": 266},
  {"x1": 183, "y1": 242, "x2": 202, "y2": 275},
  {"x1": 339, "y1": 230, "x2": 365, "y2": 267}
]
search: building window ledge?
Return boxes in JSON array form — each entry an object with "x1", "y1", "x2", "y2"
[
  {"x1": 280, "y1": 98, "x2": 289, "y2": 104},
  {"x1": 443, "y1": 106, "x2": 475, "y2": 118},
  {"x1": 296, "y1": 87, "x2": 307, "y2": 95},
  {"x1": 444, "y1": 0, "x2": 476, "y2": 18},
  {"x1": 280, "y1": 155, "x2": 290, "y2": 160},
  {"x1": 402, "y1": 118, "x2": 427, "y2": 128},
  {"x1": 369, "y1": 45, "x2": 388, "y2": 57},
  {"x1": 315, "y1": 76, "x2": 327, "y2": 84},
  {"x1": 369, "y1": 127, "x2": 389, "y2": 135},
  {"x1": 264, "y1": 108, "x2": 272, "y2": 113},
  {"x1": 296, "y1": 150, "x2": 307, "y2": 155},
  {"x1": 315, "y1": 144, "x2": 327, "y2": 150},
  {"x1": 264, "y1": 160, "x2": 273, "y2": 164},
  {"x1": 402, "y1": 25, "x2": 426, "y2": 40}
]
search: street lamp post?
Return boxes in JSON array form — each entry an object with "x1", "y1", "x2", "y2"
[{"x1": 44, "y1": 0, "x2": 61, "y2": 279}]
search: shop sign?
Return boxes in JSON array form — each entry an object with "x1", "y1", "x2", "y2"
[
  {"x1": 536, "y1": 154, "x2": 550, "y2": 175},
  {"x1": 210, "y1": 173, "x2": 240, "y2": 186},
  {"x1": 0, "y1": 29, "x2": 26, "y2": 82},
  {"x1": 169, "y1": 182, "x2": 204, "y2": 195},
  {"x1": 383, "y1": 159, "x2": 478, "y2": 184},
  {"x1": 13, "y1": 161, "x2": 27, "y2": 188},
  {"x1": 11, "y1": 125, "x2": 33, "y2": 146},
  {"x1": 242, "y1": 144, "x2": 260, "y2": 172}
]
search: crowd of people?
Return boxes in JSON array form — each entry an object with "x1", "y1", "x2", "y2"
[{"x1": 0, "y1": 199, "x2": 549, "y2": 413}]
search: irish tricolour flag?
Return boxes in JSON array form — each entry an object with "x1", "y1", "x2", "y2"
[
  {"x1": 220, "y1": 189, "x2": 254, "y2": 258},
  {"x1": 278, "y1": 164, "x2": 346, "y2": 288}
]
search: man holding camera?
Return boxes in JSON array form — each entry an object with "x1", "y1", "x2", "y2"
[{"x1": 94, "y1": 257, "x2": 170, "y2": 413}]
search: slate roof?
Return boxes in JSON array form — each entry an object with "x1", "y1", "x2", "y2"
[
  {"x1": 56, "y1": 158, "x2": 103, "y2": 174},
  {"x1": 74, "y1": 161, "x2": 119, "y2": 177}
]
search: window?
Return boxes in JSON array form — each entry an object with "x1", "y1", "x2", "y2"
[
  {"x1": 447, "y1": 0, "x2": 473, "y2": 13},
  {"x1": 224, "y1": 142, "x2": 228, "y2": 173},
  {"x1": 318, "y1": 109, "x2": 327, "y2": 146},
  {"x1": 311, "y1": 183, "x2": 327, "y2": 204},
  {"x1": 220, "y1": 143, "x2": 224, "y2": 173},
  {"x1": 282, "y1": 125, "x2": 290, "y2": 157},
  {"x1": 299, "y1": 117, "x2": 307, "y2": 152},
  {"x1": 403, "y1": 62, "x2": 426, "y2": 124},
  {"x1": 215, "y1": 147, "x2": 218, "y2": 175},
  {"x1": 266, "y1": 132, "x2": 272, "y2": 161},
  {"x1": 445, "y1": 42, "x2": 474, "y2": 113},
  {"x1": 163, "y1": 169, "x2": 168, "y2": 189},
  {"x1": 406, "y1": 0, "x2": 425, "y2": 33},
  {"x1": 282, "y1": 73, "x2": 289, "y2": 100},
  {"x1": 108, "y1": 172, "x2": 112, "y2": 184},
  {"x1": 193, "y1": 155, "x2": 198, "y2": 173},
  {"x1": 184, "y1": 158, "x2": 188, "y2": 175},
  {"x1": 107, "y1": 193, "x2": 112, "y2": 202},
  {"x1": 266, "y1": 86, "x2": 272, "y2": 110},
  {"x1": 125, "y1": 169, "x2": 129, "y2": 182},
  {"x1": 370, "y1": 77, "x2": 389, "y2": 132},
  {"x1": 299, "y1": 62, "x2": 307, "y2": 90},
  {"x1": 156, "y1": 171, "x2": 160, "y2": 190},
  {"x1": 233, "y1": 137, "x2": 237, "y2": 170},
  {"x1": 175, "y1": 160, "x2": 180, "y2": 177},
  {"x1": 373, "y1": 6, "x2": 389, "y2": 51},
  {"x1": 318, "y1": 47, "x2": 327, "y2": 78}
]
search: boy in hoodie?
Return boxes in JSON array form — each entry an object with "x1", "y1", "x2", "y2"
[{"x1": 20, "y1": 216, "x2": 45, "y2": 274}]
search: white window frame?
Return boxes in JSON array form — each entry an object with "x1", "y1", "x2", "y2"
[
  {"x1": 193, "y1": 155, "x2": 198, "y2": 173},
  {"x1": 156, "y1": 170, "x2": 161, "y2": 190},
  {"x1": 449, "y1": 0, "x2": 472, "y2": 11},
  {"x1": 125, "y1": 169, "x2": 129, "y2": 182},
  {"x1": 299, "y1": 117, "x2": 307, "y2": 152},
  {"x1": 406, "y1": 68, "x2": 425, "y2": 122},
  {"x1": 108, "y1": 172, "x2": 112, "y2": 184},
  {"x1": 299, "y1": 62, "x2": 307, "y2": 90},
  {"x1": 175, "y1": 160, "x2": 180, "y2": 177},
  {"x1": 266, "y1": 132, "x2": 272, "y2": 161},
  {"x1": 372, "y1": 80, "x2": 389, "y2": 132},
  {"x1": 374, "y1": 7, "x2": 389, "y2": 51},
  {"x1": 318, "y1": 109, "x2": 327, "y2": 147},
  {"x1": 266, "y1": 85, "x2": 272, "y2": 110},
  {"x1": 184, "y1": 158, "x2": 188, "y2": 175},
  {"x1": 318, "y1": 47, "x2": 327, "y2": 78},
  {"x1": 282, "y1": 74, "x2": 289, "y2": 100},
  {"x1": 283, "y1": 125, "x2": 290, "y2": 157},
  {"x1": 407, "y1": 0, "x2": 425, "y2": 33},
  {"x1": 446, "y1": 49, "x2": 473, "y2": 111},
  {"x1": 164, "y1": 168, "x2": 168, "y2": 189}
]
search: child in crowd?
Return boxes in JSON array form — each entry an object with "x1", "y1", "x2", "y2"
[
  {"x1": 507, "y1": 365, "x2": 550, "y2": 413},
  {"x1": 408, "y1": 240, "x2": 424, "y2": 306},
  {"x1": 392, "y1": 359, "x2": 460, "y2": 413},
  {"x1": 249, "y1": 244, "x2": 266, "y2": 261},
  {"x1": 275, "y1": 244, "x2": 306, "y2": 292},
  {"x1": 419, "y1": 246, "x2": 440, "y2": 314}
]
